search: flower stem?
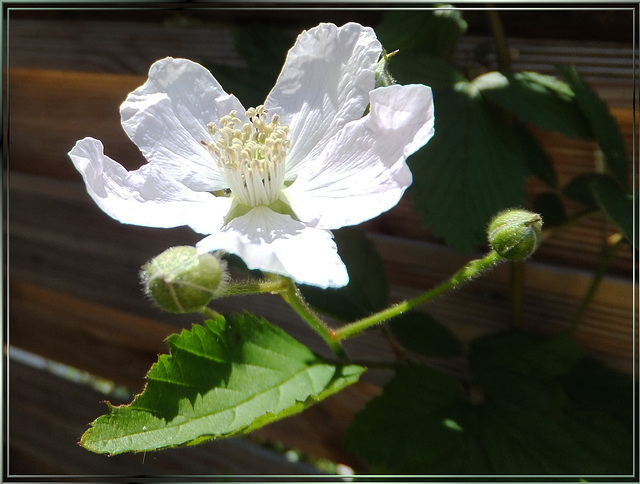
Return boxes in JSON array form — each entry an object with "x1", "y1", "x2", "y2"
[
  {"x1": 280, "y1": 280, "x2": 347, "y2": 359},
  {"x1": 223, "y1": 276, "x2": 290, "y2": 297},
  {"x1": 332, "y1": 250, "x2": 504, "y2": 342},
  {"x1": 200, "y1": 306, "x2": 223, "y2": 320},
  {"x1": 486, "y1": 7, "x2": 511, "y2": 72}
]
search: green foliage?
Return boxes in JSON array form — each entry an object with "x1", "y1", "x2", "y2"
[
  {"x1": 375, "y1": 7, "x2": 467, "y2": 60},
  {"x1": 345, "y1": 365, "x2": 468, "y2": 474},
  {"x1": 557, "y1": 65, "x2": 629, "y2": 186},
  {"x1": 478, "y1": 71, "x2": 593, "y2": 139},
  {"x1": 405, "y1": 78, "x2": 530, "y2": 252},
  {"x1": 589, "y1": 176, "x2": 635, "y2": 247},
  {"x1": 80, "y1": 313, "x2": 365, "y2": 454},
  {"x1": 390, "y1": 311, "x2": 463, "y2": 357},
  {"x1": 533, "y1": 191, "x2": 566, "y2": 227},
  {"x1": 301, "y1": 227, "x2": 390, "y2": 321},
  {"x1": 346, "y1": 330, "x2": 633, "y2": 474}
]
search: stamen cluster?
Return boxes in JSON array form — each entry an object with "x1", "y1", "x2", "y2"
[{"x1": 203, "y1": 105, "x2": 290, "y2": 207}]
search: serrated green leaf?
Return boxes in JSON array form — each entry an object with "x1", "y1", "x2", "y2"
[
  {"x1": 589, "y1": 176, "x2": 635, "y2": 246},
  {"x1": 81, "y1": 313, "x2": 365, "y2": 454},
  {"x1": 478, "y1": 71, "x2": 593, "y2": 139},
  {"x1": 376, "y1": 8, "x2": 467, "y2": 60},
  {"x1": 407, "y1": 83, "x2": 529, "y2": 252},
  {"x1": 390, "y1": 311, "x2": 462, "y2": 357},
  {"x1": 300, "y1": 227, "x2": 389, "y2": 321},
  {"x1": 557, "y1": 65, "x2": 629, "y2": 186}
]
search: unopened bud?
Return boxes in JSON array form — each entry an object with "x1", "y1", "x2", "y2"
[
  {"x1": 141, "y1": 246, "x2": 227, "y2": 313},
  {"x1": 488, "y1": 209, "x2": 543, "y2": 260}
]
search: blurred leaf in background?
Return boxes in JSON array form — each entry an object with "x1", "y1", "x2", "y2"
[{"x1": 346, "y1": 330, "x2": 634, "y2": 474}]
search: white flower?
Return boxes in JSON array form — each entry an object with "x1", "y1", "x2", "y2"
[{"x1": 68, "y1": 22, "x2": 434, "y2": 288}]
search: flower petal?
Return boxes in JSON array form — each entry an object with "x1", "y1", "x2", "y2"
[
  {"x1": 264, "y1": 23, "x2": 381, "y2": 176},
  {"x1": 120, "y1": 57, "x2": 246, "y2": 191},
  {"x1": 68, "y1": 137, "x2": 231, "y2": 233},
  {"x1": 284, "y1": 84, "x2": 435, "y2": 229},
  {"x1": 196, "y1": 206, "x2": 348, "y2": 288}
]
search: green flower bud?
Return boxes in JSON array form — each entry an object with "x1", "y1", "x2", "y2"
[
  {"x1": 141, "y1": 246, "x2": 227, "y2": 313},
  {"x1": 488, "y1": 209, "x2": 543, "y2": 260}
]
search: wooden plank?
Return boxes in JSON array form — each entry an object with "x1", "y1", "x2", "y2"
[
  {"x1": 8, "y1": 170, "x2": 635, "y2": 372},
  {"x1": 9, "y1": 65, "x2": 636, "y2": 276}
]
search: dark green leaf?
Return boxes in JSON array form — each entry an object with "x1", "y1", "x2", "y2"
[
  {"x1": 561, "y1": 356, "x2": 636, "y2": 429},
  {"x1": 533, "y1": 191, "x2": 566, "y2": 227},
  {"x1": 386, "y1": 53, "x2": 468, "y2": 91},
  {"x1": 469, "y1": 330, "x2": 585, "y2": 383},
  {"x1": 563, "y1": 173, "x2": 610, "y2": 207},
  {"x1": 471, "y1": 396, "x2": 632, "y2": 474},
  {"x1": 376, "y1": 8, "x2": 467, "y2": 60},
  {"x1": 557, "y1": 65, "x2": 629, "y2": 186},
  {"x1": 345, "y1": 365, "x2": 468, "y2": 474},
  {"x1": 348, "y1": 331, "x2": 632, "y2": 474},
  {"x1": 478, "y1": 71, "x2": 593, "y2": 139},
  {"x1": 408, "y1": 83, "x2": 529, "y2": 252},
  {"x1": 514, "y1": 121, "x2": 559, "y2": 189},
  {"x1": 390, "y1": 311, "x2": 463, "y2": 357},
  {"x1": 589, "y1": 176, "x2": 635, "y2": 246},
  {"x1": 81, "y1": 313, "x2": 365, "y2": 454},
  {"x1": 300, "y1": 227, "x2": 389, "y2": 321}
]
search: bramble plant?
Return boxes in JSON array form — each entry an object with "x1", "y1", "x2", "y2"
[{"x1": 69, "y1": 11, "x2": 633, "y2": 475}]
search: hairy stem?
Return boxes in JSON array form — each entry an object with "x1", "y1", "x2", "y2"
[
  {"x1": 332, "y1": 250, "x2": 504, "y2": 342},
  {"x1": 280, "y1": 280, "x2": 347, "y2": 359}
]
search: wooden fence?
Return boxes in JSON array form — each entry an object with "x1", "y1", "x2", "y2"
[{"x1": 5, "y1": 8, "x2": 637, "y2": 478}]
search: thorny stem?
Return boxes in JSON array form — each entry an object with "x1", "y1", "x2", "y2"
[{"x1": 332, "y1": 250, "x2": 504, "y2": 342}]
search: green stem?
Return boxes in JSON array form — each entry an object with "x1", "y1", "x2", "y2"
[
  {"x1": 200, "y1": 306, "x2": 223, "y2": 320},
  {"x1": 280, "y1": 280, "x2": 347, "y2": 359},
  {"x1": 569, "y1": 233, "x2": 624, "y2": 332},
  {"x1": 486, "y1": 7, "x2": 511, "y2": 72},
  {"x1": 223, "y1": 277, "x2": 289, "y2": 297},
  {"x1": 332, "y1": 250, "x2": 504, "y2": 342},
  {"x1": 509, "y1": 261, "x2": 525, "y2": 329}
]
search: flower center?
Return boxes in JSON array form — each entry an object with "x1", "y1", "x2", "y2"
[{"x1": 202, "y1": 105, "x2": 290, "y2": 207}]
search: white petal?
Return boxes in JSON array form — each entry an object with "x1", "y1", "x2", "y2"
[
  {"x1": 264, "y1": 23, "x2": 381, "y2": 176},
  {"x1": 196, "y1": 207, "x2": 348, "y2": 288},
  {"x1": 68, "y1": 137, "x2": 231, "y2": 233},
  {"x1": 120, "y1": 57, "x2": 246, "y2": 191},
  {"x1": 284, "y1": 84, "x2": 435, "y2": 229}
]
